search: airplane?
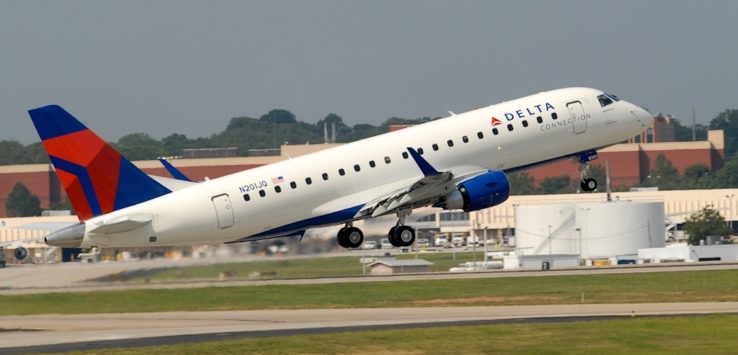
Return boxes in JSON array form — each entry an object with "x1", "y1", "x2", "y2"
[{"x1": 32, "y1": 87, "x2": 650, "y2": 249}]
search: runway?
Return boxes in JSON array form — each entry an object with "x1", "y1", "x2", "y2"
[{"x1": 2, "y1": 302, "x2": 738, "y2": 352}]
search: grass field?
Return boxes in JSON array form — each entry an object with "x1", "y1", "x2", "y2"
[
  {"x1": 4, "y1": 269, "x2": 738, "y2": 316},
  {"x1": 131, "y1": 251, "x2": 480, "y2": 282},
  {"x1": 73, "y1": 314, "x2": 738, "y2": 354}
]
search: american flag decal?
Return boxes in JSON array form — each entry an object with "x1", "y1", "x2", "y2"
[{"x1": 271, "y1": 176, "x2": 285, "y2": 184}]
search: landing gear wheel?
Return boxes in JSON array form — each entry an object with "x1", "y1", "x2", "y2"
[
  {"x1": 345, "y1": 227, "x2": 363, "y2": 249},
  {"x1": 337, "y1": 227, "x2": 364, "y2": 249},
  {"x1": 580, "y1": 178, "x2": 597, "y2": 192},
  {"x1": 387, "y1": 226, "x2": 398, "y2": 247},
  {"x1": 390, "y1": 225, "x2": 415, "y2": 247}
]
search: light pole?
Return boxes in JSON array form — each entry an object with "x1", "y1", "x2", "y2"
[
  {"x1": 578, "y1": 207, "x2": 591, "y2": 262},
  {"x1": 726, "y1": 194, "x2": 735, "y2": 234}
]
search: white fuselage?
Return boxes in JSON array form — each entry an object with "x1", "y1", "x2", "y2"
[{"x1": 81, "y1": 87, "x2": 650, "y2": 248}]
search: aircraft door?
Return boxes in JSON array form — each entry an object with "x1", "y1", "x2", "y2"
[
  {"x1": 567, "y1": 101, "x2": 588, "y2": 134},
  {"x1": 211, "y1": 194, "x2": 234, "y2": 229}
]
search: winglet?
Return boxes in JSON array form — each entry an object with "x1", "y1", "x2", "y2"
[
  {"x1": 159, "y1": 159, "x2": 191, "y2": 182},
  {"x1": 406, "y1": 147, "x2": 440, "y2": 176}
]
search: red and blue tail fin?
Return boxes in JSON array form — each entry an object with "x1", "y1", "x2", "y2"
[{"x1": 28, "y1": 105, "x2": 171, "y2": 221}]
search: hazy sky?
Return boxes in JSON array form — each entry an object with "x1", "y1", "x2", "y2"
[{"x1": 1, "y1": 1, "x2": 737, "y2": 144}]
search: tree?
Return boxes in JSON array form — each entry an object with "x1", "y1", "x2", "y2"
[
  {"x1": 714, "y1": 155, "x2": 738, "y2": 188},
  {"x1": 5, "y1": 183, "x2": 42, "y2": 217},
  {"x1": 0, "y1": 140, "x2": 26, "y2": 165},
  {"x1": 683, "y1": 163, "x2": 711, "y2": 188},
  {"x1": 507, "y1": 172, "x2": 537, "y2": 195},
  {"x1": 539, "y1": 175, "x2": 571, "y2": 194},
  {"x1": 644, "y1": 154, "x2": 679, "y2": 189},
  {"x1": 684, "y1": 206, "x2": 729, "y2": 245},
  {"x1": 115, "y1": 133, "x2": 167, "y2": 160},
  {"x1": 259, "y1": 109, "x2": 297, "y2": 124},
  {"x1": 709, "y1": 109, "x2": 738, "y2": 157},
  {"x1": 49, "y1": 196, "x2": 74, "y2": 212}
]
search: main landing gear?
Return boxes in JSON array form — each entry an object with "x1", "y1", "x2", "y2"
[
  {"x1": 578, "y1": 150, "x2": 598, "y2": 192},
  {"x1": 337, "y1": 224, "x2": 363, "y2": 249},
  {"x1": 388, "y1": 209, "x2": 415, "y2": 247},
  {"x1": 335, "y1": 210, "x2": 416, "y2": 249}
]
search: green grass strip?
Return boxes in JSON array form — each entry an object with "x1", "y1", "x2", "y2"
[{"x1": 3, "y1": 269, "x2": 738, "y2": 316}]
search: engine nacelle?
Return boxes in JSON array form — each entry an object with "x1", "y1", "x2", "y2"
[{"x1": 441, "y1": 171, "x2": 510, "y2": 212}]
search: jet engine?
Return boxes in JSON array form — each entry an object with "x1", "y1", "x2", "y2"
[{"x1": 439, "y1": 171, "x2": 510, "y2": 212}]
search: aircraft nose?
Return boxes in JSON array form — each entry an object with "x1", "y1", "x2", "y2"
[{"x1": 629, "y1": 103, "x2": 651, "y2": 123}]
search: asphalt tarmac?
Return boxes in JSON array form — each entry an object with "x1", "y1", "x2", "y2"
[{"x1": 1, "y1": 302, "x2": 737, "y2": 353}]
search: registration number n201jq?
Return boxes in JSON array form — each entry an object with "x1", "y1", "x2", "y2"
[{"x1": 239, "y1": 180, "x2": 268, "y2": 193}]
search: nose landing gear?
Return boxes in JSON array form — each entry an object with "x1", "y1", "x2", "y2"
[{"x1": 578, "y1": 150, "x2": 599, "y2": 192}]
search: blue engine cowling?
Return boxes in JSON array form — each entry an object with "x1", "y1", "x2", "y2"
[{"x1": 440, "y1": 171, "x2": 510, "y2": 212}]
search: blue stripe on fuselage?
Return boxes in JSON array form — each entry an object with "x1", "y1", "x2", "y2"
[{"x1": 233, "y1": 204, "x2": 364, "y2": 242}]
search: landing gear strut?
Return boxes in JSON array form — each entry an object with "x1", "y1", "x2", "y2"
[
  {"x1": 578, "y1": 150, "x2": 598, "y2": 192},
  {"x1": 388, "y1": 209, "x2": 415, "y2": 247},
  {"x1": 337, "y1": 224, "x2": 363, "y2": 249}
]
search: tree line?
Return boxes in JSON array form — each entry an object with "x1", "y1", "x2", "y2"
[{"x1": 0, "y1": 110, "x2": 438, "y2": 164}]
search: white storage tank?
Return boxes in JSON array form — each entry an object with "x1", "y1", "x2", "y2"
[{"x1": 515, "y1": 201, "x2": 665, "y2": 260}]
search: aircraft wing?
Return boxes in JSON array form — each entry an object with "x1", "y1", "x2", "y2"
[{"x1": 358, "y1": 147, "x2": 485, "y2": 218}]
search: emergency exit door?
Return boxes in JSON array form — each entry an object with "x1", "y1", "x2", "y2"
[
  {"x1": 212, "y1": 194, "x2": 234, "y2": 229},
  {"x1": 567, "y1": 101, "x2": 588, "y2": 134}
]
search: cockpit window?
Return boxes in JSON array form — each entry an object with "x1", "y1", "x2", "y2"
[
  {"x1": 605, "y1": 93, "x2": 620, "y2": 102},
  {"x1": 598, "y1": 94, "x2": 613, "y2": 107}
]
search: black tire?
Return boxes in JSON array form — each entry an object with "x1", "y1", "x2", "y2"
[
  {"x1": 345, "y1": 227, "x2": 364, "y2": 249},
  {"x1": 387, "y1": 226, "x2": 398, "y2": 247},
  {"x1": 391, "y1": 225, "x2": 415, "y2": 247},
  {"x1": 336, "y1": 227, "x2": 349, "y2": 248},
  {"x1": 582, "y1": 178, "x2": 597, "y2": 192}
]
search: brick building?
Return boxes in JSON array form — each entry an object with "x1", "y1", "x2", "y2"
[{"x1": 524, "y1": 130, "x2": 724, "y2": 187}]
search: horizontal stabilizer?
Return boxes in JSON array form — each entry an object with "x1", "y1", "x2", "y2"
[
  {"x1": 88, "y1": 215, "x2": 152, "y2": 234},
  {"x1": 148, "y1": 175, "x2": 197, "y2": 191}
]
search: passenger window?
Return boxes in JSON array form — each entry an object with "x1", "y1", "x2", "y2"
[
  {"x1": 536, "y1": 116, "x2": 543, "y2": 123},
  {"x1": 290, "y1": 181, "x2": 297, "y2": 189},
  {"x1": 322, "y1": 173, "x2": 329, "y2": 180},
  {"x1": 492, "y1": 128, "x2": 499, "y2": 135},
  {"x1": 369, "y1": 160, "x2": 376, "y2": 168},
  {"x1": 552, "y1": 112, "x2": 558, "y2": 120},
  {"x1": 354, "y1": 164, "x2": 360, "y2": 172},
  {"x1": 522, "y1": 120, "x2": 529, "y2": 127},
  {"x1": 418, "y1": 148, "x2": 424, "y2": 155},
  {"x1": 432, "y1": 144, "x2": 439, "y2": 151},
  {"x1": 243, "y1": 194, "x2": 250, "y2": 201},
  {"x1": 477, "y1": 132, "x2": 484, "y2": 139},
  {"x1": 259, "y1": 190, "x2": 266, "y2": 197},
  {"x1": 275, "y1": 186, "x2": 282, "y2": 193},
  {"x1": 507, "y1": 124, "x2": 513, "y2": 131},
  {"x1": 385, "y1": 156, "x2": 391, "y2": 164},
  {"x1": 338, "y1": 168, "x2": 345, "y2": 176},
  {"x1": 462, "y1": 136, "x2": 469, "y2": 143},
  {"x1": 402, "y1": 152, "x2": 409, "y2": 159},
  {"x1": 305, "y1": 177, "x2": 312, "y2": 185},
  {"x1": 447, "y1": 139, "x2": 454, "y2": 147}
]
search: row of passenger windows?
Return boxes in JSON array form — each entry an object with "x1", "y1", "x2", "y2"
[{"x1": 243, "y1": 111, "x2": 559, "y2": 202}]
